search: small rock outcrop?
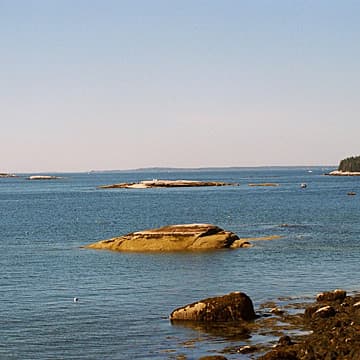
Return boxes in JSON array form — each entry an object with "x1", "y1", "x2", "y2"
[
  {"x1": 84, "y1": 224, "x2": 250, "y2": 252},
  {"x1": 170, "y1": 292, "x2": 256, "y2": 322},
  {"x1": 316, "y1": 289, "x2": 346, "y2": 302}
]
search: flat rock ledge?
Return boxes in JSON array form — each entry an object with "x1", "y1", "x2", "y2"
[
  {"x1": 84, "y1": 224, "x2": 252, "y2": 252},
  {"x1": 326, "y1": 170, "x2": 360, "y2": 176},
  {"x1": 170, "y1": 292, "x2": 256, "y2": 322},
  {"x1": 98, "y1": 179, "x2": 236, "y2": 189}
]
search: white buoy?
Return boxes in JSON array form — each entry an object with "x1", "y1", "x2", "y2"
[{"x1": 73, "y1": 297, "x2": 79, "y2": 303}]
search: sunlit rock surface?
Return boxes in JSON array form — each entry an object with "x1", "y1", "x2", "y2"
[{"x1": 84, "y1": 224, "x2": 251, "y2": 252}]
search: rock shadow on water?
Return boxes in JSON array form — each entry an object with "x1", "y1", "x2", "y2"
[{"x1": 170, "y1": 320, "x2": 252, "y2": 341}]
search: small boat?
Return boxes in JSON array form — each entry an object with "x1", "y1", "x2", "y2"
[
  {"x1": 300, "y1": 183, "x2": 307, "y2": 189},
  {"x1": 347, "y1": 192, "x2": 356, "y2": 196}
]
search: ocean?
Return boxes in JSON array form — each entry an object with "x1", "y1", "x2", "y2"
[{"x1": 1, "y1": 167, "x2": 360, "y2": 359}]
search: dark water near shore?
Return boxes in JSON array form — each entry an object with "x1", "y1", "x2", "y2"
[{"x1": 1, "y1": 167, "x2": 360, "y2": 359}]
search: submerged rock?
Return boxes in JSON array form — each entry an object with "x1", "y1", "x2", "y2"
[
  {"x1": 170, "y1": 292, "x2": 256, "y2": 322},
  {"x1": 84, "y1": 224, "x2": 251, "y2": 252}
]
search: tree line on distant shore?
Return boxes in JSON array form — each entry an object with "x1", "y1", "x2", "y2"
[{"x1": 338, "y1": 155, "x2": 360, "y2": 172}]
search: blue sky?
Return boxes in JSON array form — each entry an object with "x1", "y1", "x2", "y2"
[{"x1": 1, "y1": 0, "x2": 359, "y2": 172}]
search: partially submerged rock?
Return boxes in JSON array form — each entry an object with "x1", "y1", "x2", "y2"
[
  {"x1": 98, "y1": 179, "x2": 236, "y2": 189},
  {"x1": 84, "y1": 224, "x2": 250, "y2": 252},
  {"x1": 170, "y1": 292, "x2": 256, "y2": 322}
]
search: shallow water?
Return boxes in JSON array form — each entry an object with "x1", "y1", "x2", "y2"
[{"x1": 1, "y1": 168, "x2": 360, "y2": 359}]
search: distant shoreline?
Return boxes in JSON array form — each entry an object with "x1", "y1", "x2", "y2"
[
  {"x1": 2, "y1": 165, "x2": 336, "y2": 175},
  {"x1": 89, "y1": 165, "x2": 334, "y2": 173}
]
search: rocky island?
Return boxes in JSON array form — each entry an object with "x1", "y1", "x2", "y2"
[
  {"x1": 83, "y1": 224, "x2": 281, "y2": 252},
  {"x1": 327, "y1": 155, "x2": 360, "y2": 176},
  {"x1": 98, "y1": 179, "x2": 236, "y2": 189},
  {"x1": 27, "y1": 175, "x2": 63, "y2": 180},
  {"x1": 0, "y1": 173, "x2": 17, "y2": 178},
  {"x1": 84, "y1": 224, "x2": 247, "y2": 251}
]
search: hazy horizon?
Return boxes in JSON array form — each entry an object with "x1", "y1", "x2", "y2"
[
  {"x1": 5, "y1": 163, "x2": 338, "y2": 175},
  {"x1": 2, "y1": 1, "x2": 359, "y2": 173}
]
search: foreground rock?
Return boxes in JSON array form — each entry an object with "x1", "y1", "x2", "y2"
[
  {"x1": 170, "y1": 292, "x2": 256, "y2": 322},
  {"x1": 98, "y1": 179, "x2": 236, "y2": 189},
  {"x1": 84, "y1": 224, "x2": 253, "y2": 252}
]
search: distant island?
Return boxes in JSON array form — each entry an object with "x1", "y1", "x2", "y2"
[
  {"x1": 327, "y1": 155, "x2": 360, "y2": 176},
  {"x1": 98, "y1": 179, "x2": 237, "y2": 189},
  {"x1": 27, "y1": 175, "x2": 63, "y2": 180},
  {"x1": 0, "y1": 173, "x2": 17, "y2": 178}
]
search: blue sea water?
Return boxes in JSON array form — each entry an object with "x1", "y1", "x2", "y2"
[{"x1": 1, "y1": 168, "x2": 360, "y2": 359}]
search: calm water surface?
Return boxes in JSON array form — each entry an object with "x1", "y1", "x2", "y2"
[{"x1": 1, "y1": 168, "x2": 360, "y2": 359}]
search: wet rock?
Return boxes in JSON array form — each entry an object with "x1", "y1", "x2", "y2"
[
  {"x1": 237, "y1": 345, "x2": 258, "y2": 354},
  {"x1": 313, "y1": 305, "x2": 336, "y2": 319},
  {"x1": 258, "y1": 349, "x2": 298, "y2": 360},
  {"x1": 316, "y1": 289, "x2": 346, "y2": 302},
  {"x1": 170, "y1": 292, "x2": 256, "y2": 322},
  {"x1": 277, "y1": 335, "x2": 294, "y2": 346},
  {"x1": 270, "y1": 307, "x2": 285, "y2": 316},
  {"x1": 198, "y1": 356, "x2": 228, "y2": 360}
]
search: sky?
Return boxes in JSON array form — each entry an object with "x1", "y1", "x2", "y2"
[{"x1": 1, "y1": 0, "x2": 359, "y2": 172}]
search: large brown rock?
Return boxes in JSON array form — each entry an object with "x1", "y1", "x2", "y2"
[
  {"x1": 84, "y1": 224, "x2": 246, "y2": 252},
  {"x1": 170, "y1": 292, "x2": 256, "y2": 322}
]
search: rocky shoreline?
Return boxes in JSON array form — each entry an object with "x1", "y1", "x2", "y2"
[
  {"x1": 171, "y1": 289, "x2": 360, "y2": 359},
  {"x1": 257, "y1": 289, "x2": 360, "y2": 360}
]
